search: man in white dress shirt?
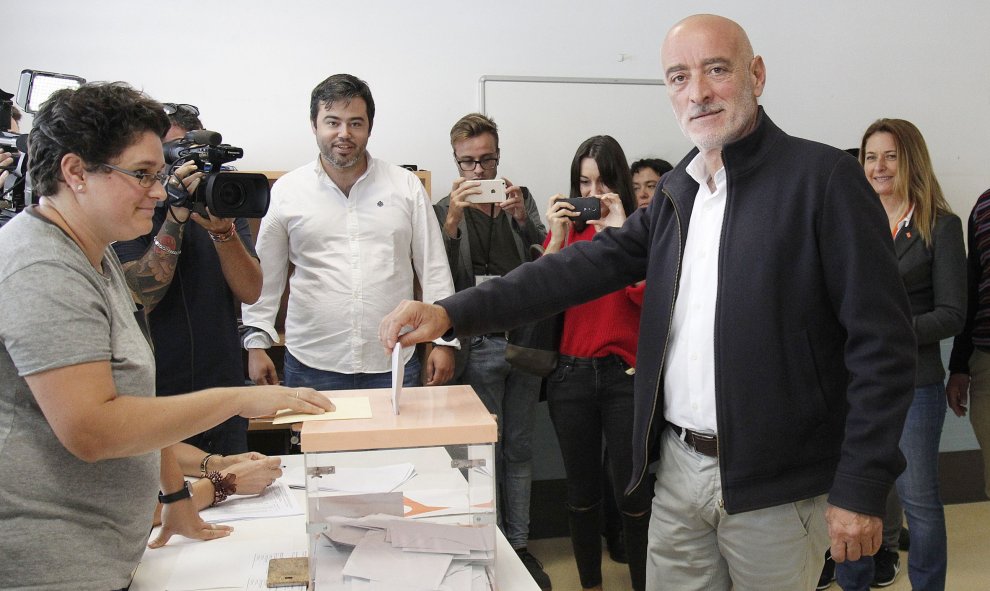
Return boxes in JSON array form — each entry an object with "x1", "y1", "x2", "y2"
[{"x1": 243, "y1": 74, "x2": 455, "y2": 390}]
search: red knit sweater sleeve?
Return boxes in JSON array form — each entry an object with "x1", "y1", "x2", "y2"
[{"x1": 553, "y1": 226, "x2": 642, "y2": 367}]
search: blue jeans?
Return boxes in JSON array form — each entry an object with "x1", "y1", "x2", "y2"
[
  {"x1": 548, "y1": 354, "x2": 652, "y2": 591},
  {"x1": 459, "y1": 335, "x2": 541, "y2": 549},
  {"x1": 835, "y1": 382, "x2": 948, "y2": 591},
  {"x1": 282, "y1": 350, "x2": 422, "y2": 390}
]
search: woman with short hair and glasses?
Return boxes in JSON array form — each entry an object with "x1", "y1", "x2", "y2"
[{"x1": 0, "y1": 82, "x2": 333, "y2": 590}]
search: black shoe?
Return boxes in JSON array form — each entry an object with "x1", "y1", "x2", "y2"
[
  {"x1": 870, "y1": 546, "x2": 900, "y2": 588},
  {"x1": 817, "y1": 550, "x2": 835, "y2": 590},
  {"x1": 898, "y1": 527, "x2": 910, "y2": 551},
  {"x1": 516, "y1": 548, "x2": 552, "y2": 590},
  {"x1": 605, "y1": 531, "x2": 628, "y2": 564}
]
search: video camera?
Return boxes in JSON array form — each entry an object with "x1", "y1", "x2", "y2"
[
  {"x1": 1, "y1": 71, "x2": 85, "y2": 226},
  {"x1": 163, "y1": 130, "x2": 270, "y2": 219}
]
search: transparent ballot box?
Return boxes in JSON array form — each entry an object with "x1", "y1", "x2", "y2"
[{"x1": 302, "y1": 385, "x2": 498, "y2": 590}]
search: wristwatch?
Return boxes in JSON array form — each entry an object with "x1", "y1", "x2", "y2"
[{"x1": 158, "y1": 481, "x2": 192, "y2": 504}]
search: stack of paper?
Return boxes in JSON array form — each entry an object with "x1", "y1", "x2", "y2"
[
  {"x1": 199, "y1": 480, "x2": 303, "y2": 523},
  {"x1": 319, "y1": 515, "x2": 495, "y2": 590}
]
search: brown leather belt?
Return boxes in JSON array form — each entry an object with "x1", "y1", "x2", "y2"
[{"x1": 670, "y1": 424, "x2": 718, "y2": 458}]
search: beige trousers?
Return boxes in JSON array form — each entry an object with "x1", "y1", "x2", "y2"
[{"x1": 646, "y1": 428, "x2": 830, "y2": 590}]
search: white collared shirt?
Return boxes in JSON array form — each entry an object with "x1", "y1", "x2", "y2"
[
  {"x1": 242, "y1": 155, "x2": 455, "y2": 373},
  {"x1": 894, "y1": 203, "x2": 915, "y2": 238},
  {"x1": 663, "y1": 153, "x2": 727, "y2": 434}
]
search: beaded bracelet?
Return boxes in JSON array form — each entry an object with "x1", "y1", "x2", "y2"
[
  {"x1": 153, "y1": 236, "x2": 180, "y2": 256},
  {"x1": 208, "y1": 224, "x2": 236, "y2": 243},
  {"x1": 206, "y1": 471, "x2": 237, "y2": 506}
]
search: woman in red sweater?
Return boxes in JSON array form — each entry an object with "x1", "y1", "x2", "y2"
[{"x1": 543, "y1": 135, "x2": 651, "y2": 591}]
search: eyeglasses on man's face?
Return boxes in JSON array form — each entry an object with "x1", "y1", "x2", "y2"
[
  {"x1": 101, "y1": 163, "x2": 169, "y2": 188},
  {"x1": 162, "y1": 103, "x2": 200, "y2": 116},
  {"x1": 455, "y1": 157, "x2": 499, "y2": 172}
]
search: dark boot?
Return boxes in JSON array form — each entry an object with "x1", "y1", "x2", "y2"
[
  {"x1": 622, "y1": 510, "x2": 650, "y2": 591},
  {"x1": 567, "y1": 503, "x2": 603, "y2": 589}
]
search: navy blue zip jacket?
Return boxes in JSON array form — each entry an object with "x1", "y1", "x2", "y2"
[{"x1": 439, "y1": 109, "x2": 916, "y2": 516}]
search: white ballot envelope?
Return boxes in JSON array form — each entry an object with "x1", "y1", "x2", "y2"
[{"x1": 391, "y1": 342, "x2": 403, "y2": 415}]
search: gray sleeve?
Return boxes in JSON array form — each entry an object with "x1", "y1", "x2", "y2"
[
  {"x1": 514, "y1": 187, "x2": 547, "y2": 250},
  {"x1": 0, "y1": 261, "x2": 112, "y2": 376},
  {"x1": 914, "y1": 214, "x2": 967, "y2": 344}
]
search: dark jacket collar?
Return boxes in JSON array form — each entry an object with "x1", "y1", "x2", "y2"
[
  {"x1": 662, "y1": 106, "x2": 783, "y2": 212},
  {"x1": 720, "y1": 106, "x2": 783, "y2": 179}
]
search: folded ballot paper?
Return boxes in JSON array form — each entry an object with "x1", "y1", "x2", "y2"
[
  {"x1": 391, "y1": 342, "x2": 403, "y2": 414},
  {"x1": 322, "y1": 515, "x2": 495, "y2": 590}
]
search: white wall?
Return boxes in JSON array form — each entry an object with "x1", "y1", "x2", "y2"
[{"x1": 9, "y1": 0, "x2": 987, "y2": 453}]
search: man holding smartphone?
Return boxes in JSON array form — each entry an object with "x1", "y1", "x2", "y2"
[{"x1": 433, "y1": 113, "x2": 550, "y2": 590}]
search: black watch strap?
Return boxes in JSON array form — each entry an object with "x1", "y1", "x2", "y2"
[{"x1": 158, "y1": 481, "x2": 192, "y2": 504}]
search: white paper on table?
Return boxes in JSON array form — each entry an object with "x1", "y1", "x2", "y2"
[
  {"x1": 342, "y1": 530, "x2": 452, "y2": 590},
  {"x1": 199, "y1": 480, "x2": 302, "y2": 523},
  {"x1": 391, "y1": 342, "x2": 403, "y2": 415},
  {"x1": 164, "y1": 537, "x2": 307, "y2": 591},
  {"x1": 280, "y1": 464, "x2": 307, "y2": 489},
  {"x1": 272, "y1": 397, "x2": 373, "y2": 425}
]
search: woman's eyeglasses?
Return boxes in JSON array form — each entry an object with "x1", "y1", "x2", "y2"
[{"x1": 101, "y1": 163, "x2": 169, "y2": 188}]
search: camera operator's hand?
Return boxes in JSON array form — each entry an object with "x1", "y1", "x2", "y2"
[
  {"x1": 499, "y1": 178, "x2": 528, "y2": 224},
  {"x1": 0, "y1": 150, "x2": 13, "y2": 187},
  {"x1": 589, "y1": 193, "x2": 627, "y2": 232},
  {"x1": 444, "y1": 178, "x2": 482, "y2": 238},
  {"x1": 248, "y1": 348, "x2": 279, "y2": 385},
  {"x1": 190, "y1": 208, "x2": 235, "y2": 235},
  {"x1": 545, "y1": 194, "x2": 576, "y2": 254},
  {"x1": 165, "y1": 162, "x2": 204, "y2": 223}
]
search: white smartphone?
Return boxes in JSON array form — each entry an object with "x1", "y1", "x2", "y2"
[{"x1": 467, "y1": 179, "x2": 507, "y2": 204}]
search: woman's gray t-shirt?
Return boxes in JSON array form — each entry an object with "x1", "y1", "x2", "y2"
[{"x1": 0, "y1": 209, "x2": 158, "y2": 590}]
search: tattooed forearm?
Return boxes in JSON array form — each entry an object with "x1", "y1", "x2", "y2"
[{"x1": 123, "y1": 220, "x2": 184, "y2": 314}]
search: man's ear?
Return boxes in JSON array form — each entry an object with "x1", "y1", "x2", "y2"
[{"x1": 750, "y1": 55, "x2": 767, "y2": 98}]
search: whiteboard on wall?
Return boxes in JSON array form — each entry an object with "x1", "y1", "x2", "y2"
[{"x1": 480, "y1": 76, "x2": 694, "y2": 219}]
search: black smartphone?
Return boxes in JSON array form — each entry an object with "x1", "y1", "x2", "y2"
[{"x1": 560, "y1": 197, "x2": 601, "y2": 223}]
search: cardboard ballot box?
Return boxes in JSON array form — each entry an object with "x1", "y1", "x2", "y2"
[{"x1": 301, "y1": 385, "x2": 498, "y2": 590}]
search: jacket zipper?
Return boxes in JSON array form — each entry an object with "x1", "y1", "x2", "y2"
[{"x1": 628, "y1": 187, "x2": 684, "y2": 493}]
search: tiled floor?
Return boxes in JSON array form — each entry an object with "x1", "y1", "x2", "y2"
[{"x1": 528, "y1": 501, "x2": 989, "y2": 590}]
